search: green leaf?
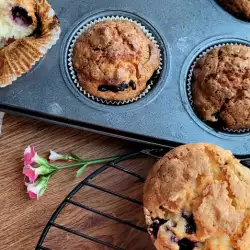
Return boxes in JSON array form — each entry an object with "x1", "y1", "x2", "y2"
[{"x1": 76, "y1": 163, "x2": 89, "y2": 177}]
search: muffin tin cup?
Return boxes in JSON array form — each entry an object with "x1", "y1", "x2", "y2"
[
  {"x1": 67, "y1": 15, "x2": 163, "y2": 106},
  {"x1": 187, "y1": 42, "x2": 250, "y2": 134}
]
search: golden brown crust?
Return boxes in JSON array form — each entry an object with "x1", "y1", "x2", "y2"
[
  {"x1": 192, "y1": 45, "x2": 250, "y2": 129},
  {"x1": 143, "y1": 143, "x2": 250, "y2": 250},
  {"x1": 218, "y1": 0, "x2": 250, "y2": 21},
  {"x1": 72, "y1": 20, "x2": 160, "y2": 101}
]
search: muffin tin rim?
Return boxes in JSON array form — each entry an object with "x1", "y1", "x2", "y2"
[
  {"x1": 180, "y1": 35, "x2": 250, "y2": 140},
  {"x1": 60, "y1": 9, "x2": 170, "y2": 113}
]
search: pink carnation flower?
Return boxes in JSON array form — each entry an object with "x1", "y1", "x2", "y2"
[
  {"x1": 23, "y1": 146, "x2": 56, "y2": 183},
  {"x1": 24, "y1": 146, "x2": 49, "y2": 168},
  {"x1": 23, "y1": 165, "x2": 55, "y2": 183},
  {"x1": 26, "y1": 176, "x2": 50, "y2": 200}
]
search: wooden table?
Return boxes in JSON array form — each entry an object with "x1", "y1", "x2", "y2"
[{"x1": 0, "y1": 114, "x2": 156, "y2": 250}]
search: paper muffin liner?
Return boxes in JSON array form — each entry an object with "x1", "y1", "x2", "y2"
[
  {"x1": 0, "y1": 0, "x2": 61, "y2": 87},
  {"x1": 67, "y1": 15, "x2": 163, "y2": 105},
  {"x1": 187, "y1": 42, "x2": 250, "y2": 134}
]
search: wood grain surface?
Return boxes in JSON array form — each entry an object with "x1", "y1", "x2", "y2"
[{"x1": 0, "y1": 114, "x2": 156, "y2": 250}]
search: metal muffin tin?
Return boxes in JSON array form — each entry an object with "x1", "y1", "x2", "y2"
[{"x1": 1, "y1": 0, "x2": 250, "y2": 155}]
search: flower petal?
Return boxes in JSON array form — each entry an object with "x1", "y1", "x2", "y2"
[
  {"x1": 49, "y1": 150, "x2": 63, "y2": 161},
  {"x1": 26, "y1": 183, "x2": 41, "y2": 199},
  {"x1": 28, "y1": 191, "x2": 38, "y2": 200},
  {"x1": 23, "y1": 167, "x2": 38, "y2": 183},
  {"x1": 24, "y1": 146, "x2": 36, "y2": 166},
  {"x1": 26, "y1": 175, "x2": 50, "y2": 200}
]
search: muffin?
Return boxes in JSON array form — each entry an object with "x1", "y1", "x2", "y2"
[
  {"x1": 0, "y1": 0, "x2": 37, "y2": 42},
  {"x1": 217, "y1": 0, "x2": 250, "y2": 21},
  {"x1": 72, "y1": 20, "x2": 160, "y2": 101},
  {"x1": 0, "y1": 0, "x2": 60, "y2": 86},
  {"x1": 144, "y1": 143, "x2": 250, "y2": 250},
  {"x1": 191, "y1": 45, "x2": 250, "y2": 130}
]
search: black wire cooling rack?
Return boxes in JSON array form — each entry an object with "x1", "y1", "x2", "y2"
[
  {"x1": 35, "y1": 147, "x2": 250, "y2": 250},
  {"x1": 35, "y1": 148, "x2": 171, "y2": 250}
]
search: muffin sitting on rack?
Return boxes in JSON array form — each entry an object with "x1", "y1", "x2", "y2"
[
  {"x1": 72, "y1": 20, "x2": 160, "y2": 101},
  {"x1": 144, "y1": 143, "x2": 250, "y2": 250},
  {"x1": 191, "y1": 45, "x2": 250, "y2": 130}
]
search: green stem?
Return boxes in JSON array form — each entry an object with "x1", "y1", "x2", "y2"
[
  {"x1": 54, "y1": 162, "x2": 86, "y2": 169},
  {"x1": 54, "y1": 155, "x2": 122, "y2": 170}
]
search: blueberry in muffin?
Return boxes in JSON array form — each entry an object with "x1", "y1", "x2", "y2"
[
  {"x1": 72, "y1": 20, "x2": 160, "y2": 101},
  {"x1": 192, "y1": 45, "x2": 250, "y2": 130},
  {"x1": 144, "y1": 143, "x2": 250, "y2": 250}
]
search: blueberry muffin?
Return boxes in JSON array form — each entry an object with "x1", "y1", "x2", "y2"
[
  {"x1": 217, "y1": 0, "x2": 250, "y2": 21},
  {"x1": 144, "y1": 143, "x2": 250, "y2": 250},
  {"x1": 0, "y1": 0, "x2": 37, "y2": 42},
  {"x1": 0, "y1": 0, "x2": 60, "y2": 86},
  {"x1": 72, "y1": 20, "x2": 160, "y2": 101},
  {"x1": 192, "y1": 45, "x2": 250, "y2": 130}
]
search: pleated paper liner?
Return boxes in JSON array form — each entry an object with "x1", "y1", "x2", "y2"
[
  {"x1": 187, "y1": 42, "x2": 250, "y2": 134},
  {"x1": 67, "y1": 15, "x2": 163, "y2": 106},
  {"x1": 0, "y1": 0, "x2": 61, "y2": 87}
]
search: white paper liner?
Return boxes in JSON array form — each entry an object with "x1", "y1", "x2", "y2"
[
  {"x1": 187, "y1": 42, "x2": 250, "y2": 134},
  {"x1": 67, "y1": 15, "x2": 163, "y2": 105}
]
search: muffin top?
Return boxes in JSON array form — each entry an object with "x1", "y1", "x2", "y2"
[
  {"x1": 192, "y1": 45, "x2": 250, "y2": 130},
  {"x1": 72, "y1": 20, "x2": 160, "y2": 101},
  {"x1": 218, "y1": 0, "x2": 250, "y2": 21},
  {"x1": 144, "y1": 143, "x2": 250, "y2": 250}
]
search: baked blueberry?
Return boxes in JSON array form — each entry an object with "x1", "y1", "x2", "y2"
[
  {"x1": 98, "y1": 82, "x2": 129, "y2": 92},
  {"x1": 170, "y1": 234, "x2": 178, "y2": 244},
  {"x1": 182, "y1": 213, "x2": 196, "y2": 234},
  {"x1": 12, "y1": 6, "x2": 33, "y2": 26},
  {"x1": 129, "y1": 80, "x2": 136, "y2": 90},
  {"x1": 149, "y1": 218, "x2": 167, "y2": 238},
  {"x1": 178, "y1": 238, "x2": 195, "y2": 250}
]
